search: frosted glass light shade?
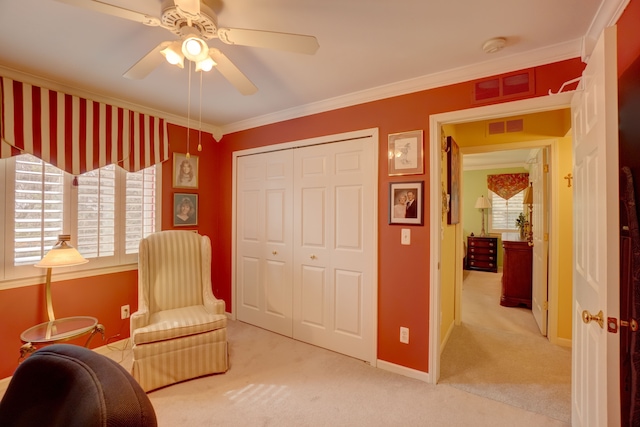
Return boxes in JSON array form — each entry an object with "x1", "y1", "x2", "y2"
[{"x1": 34, "y1": 235, "x2": 88, "y2": 268}]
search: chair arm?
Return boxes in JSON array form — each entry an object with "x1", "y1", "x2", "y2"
[
  {"x1": 130, "y1": 309, "x2": 150, "y2": 333},
  {"x1": 203, "y1": 292, "x2": 225, "y2": 315}
]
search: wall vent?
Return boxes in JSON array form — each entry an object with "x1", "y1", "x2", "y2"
[
  {"x1": 488, "y1": 119, "x2": 524, "y2": 135},
  {"x1": 473, "y1": 69, "x2": 535, "y2": 104}
]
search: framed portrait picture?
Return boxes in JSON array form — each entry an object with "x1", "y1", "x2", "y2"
[
  {"x1": 446, "y1": 136, "x2": 460, "y2": 224},
  {"x1": 388, "y1": 130, "x2": 424, "y2": 176},
  {"x1": 389, "y1": 181, "x2": 424, "y2": 225},
  {"x1": 173, "y1": 193, "x2": 198, "y2": 227},
  {"x1": 173, "y1": 153, "x2": 199, "y2": 189}
]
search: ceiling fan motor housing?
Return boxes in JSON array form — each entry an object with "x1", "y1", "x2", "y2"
[{"x1": 161, "y1": 0, "x2": 219, "y2": 40}]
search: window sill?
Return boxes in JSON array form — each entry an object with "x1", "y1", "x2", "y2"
[{"x1": 0, "y1": 264, "x2": 137, "y2": 292}]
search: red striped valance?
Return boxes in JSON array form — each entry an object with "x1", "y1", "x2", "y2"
[
  {"x1": 487, "y1": 173, "x2": 529, "y2": 200},
  {"x1": 0, "y1": 77, "x2": 169, "y2": 174}
]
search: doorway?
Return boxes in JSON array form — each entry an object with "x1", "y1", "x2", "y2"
[{"x1": 428, "y1": 93, "x2": 575, "y2": 383}]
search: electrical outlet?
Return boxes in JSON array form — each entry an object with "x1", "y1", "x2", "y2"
[
  {"x1": 121, "y1": 304, "x2": 130, "y2": 319},
  {"x1": 400, "y1": 326, "x2": 409, "y2": 344}
]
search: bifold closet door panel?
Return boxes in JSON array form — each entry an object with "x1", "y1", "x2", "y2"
[
  {"x1": 292, "y1": 138, "x2": 375, "y2": 362},
  {"x1": 236, "y1": 150, "x2": 294, "y2": 336}
]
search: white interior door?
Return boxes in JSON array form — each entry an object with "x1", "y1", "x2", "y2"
[
  {"x1": 571, "y1": 26, "x2": 620, "y2": 427},
  {"x1": 292, "y1": 138, "x2": 376, "y2": 363},
  {"x1": 236, "y1": 150, "x2": 294, "y2": 336},
  {"x1": 531, "y1": 147, "x2": 549, "y2": 335}
]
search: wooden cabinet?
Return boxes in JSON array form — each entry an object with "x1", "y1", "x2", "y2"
[
  {"x1": 501, "y1": 237, "x2": 532, "y2": 308},
  {"x1": 466, "y1": 236, "x2": 498, "y2": 273}
]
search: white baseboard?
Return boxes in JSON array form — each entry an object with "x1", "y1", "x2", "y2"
[{"x1": 376, "y1": 359, "x2": 430, "y2": 383}]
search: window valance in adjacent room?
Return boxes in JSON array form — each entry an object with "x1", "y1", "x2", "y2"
[
  {"x1": 487, "y1": 173, "x2": 529, "y2": 200},
  {"x1": 0, "y1": 76, "x2": 169, "y2": 174}
]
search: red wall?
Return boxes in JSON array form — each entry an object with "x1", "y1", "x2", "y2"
[
  {"x1": 0, "y1": 56, "x2": 592, "y2": 379},
  {"x1": 209, "y1": 59, "x2": 585, "y2": 372}
]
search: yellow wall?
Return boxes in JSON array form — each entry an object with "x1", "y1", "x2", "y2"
[{"x1": 556, "y1": 133, "x2": 574, "y2": 340}]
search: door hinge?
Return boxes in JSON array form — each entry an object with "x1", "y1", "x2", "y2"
[
  {"x1": 543, "y1": 301, "x2": 549, "y2": 310},
  {"x1": 543, "y1": 233, "x2": 549, "y2": 241},
  {"x1": 543, "y1": 164, "x2": 549, "y2": 173},
  {"x1": 607, "y1": 317, "x2": 639, "y2": 333}
]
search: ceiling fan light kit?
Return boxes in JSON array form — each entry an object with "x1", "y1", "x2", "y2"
[{"x1": 160, "y1": 41, "x2": 185, "y2": 67}]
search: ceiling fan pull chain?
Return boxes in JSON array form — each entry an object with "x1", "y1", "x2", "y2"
[
  {"x1": 186, "y1": 61, "x2": 192, "y2": 158},
  {"x1": 198, "y1": 70, "x2": 203, "y2": 152}
]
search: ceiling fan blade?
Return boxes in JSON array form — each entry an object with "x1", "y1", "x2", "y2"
[
  {"x1": 217, "y1": 28, "x2": 319, "y2": 55},
  {"x1": 123, "y1": 42, "x2": 172, "y2": 80},
  {"x1": 209, "y1": 49, "x2": 258, "y2": 95},
  {"x1": 174, "y1": 0, "x2": 201, "y2": 19},
  {"x1": 55, "y1": 0, "x2": 161, "y2": 26}
]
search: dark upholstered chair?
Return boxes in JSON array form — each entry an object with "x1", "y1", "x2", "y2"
[{"x1": 0, "y1": 344, "x2": 157, "y2": 427}]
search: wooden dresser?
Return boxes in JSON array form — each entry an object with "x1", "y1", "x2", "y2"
[
  {"x1": 466, "y1": 236, "x2": 498, "y2": 273},
  {"x1": 501, "y1": 235, "x2": 532, "y2": 308}
]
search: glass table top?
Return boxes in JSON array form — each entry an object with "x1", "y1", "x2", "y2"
[{"x1": 20, "y1": 316, "x2": 99, "y2": 344}]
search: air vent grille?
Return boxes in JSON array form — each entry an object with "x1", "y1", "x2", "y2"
[{"x1": 488, "y1": 119, "x2": 524, "y2": 135}]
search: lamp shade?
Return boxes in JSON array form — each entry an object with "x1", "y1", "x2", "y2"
[
  {"x1": 34, "y1": 235, "x2": 88, "y2": 269},
  {"x1": 475, "y1": 195, "x2": 491, "y2": 209},
  {"x1": 522, "y1": 184, "x2": 533, "y2": 205}
]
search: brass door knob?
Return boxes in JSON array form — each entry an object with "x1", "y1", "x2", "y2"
[
  {"x1": 272, "y1": 251, "x2": 277, "y2": 255},
  {"x1": 582, "y1": 309, "x2": 604, "y2": 329}
]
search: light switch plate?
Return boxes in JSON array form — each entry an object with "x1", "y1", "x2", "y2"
[{"x1": 401, "y1": 228, "x2": 410, "y2": 245}]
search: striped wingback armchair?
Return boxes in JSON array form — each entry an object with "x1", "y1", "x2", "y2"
[{"x1": 131, "y1": 230, "x2": 228, "y2": 392}]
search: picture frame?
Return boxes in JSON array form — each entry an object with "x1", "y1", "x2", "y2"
[
  {"x1": 446, "y1": 136, "x2": 460, "y2": 224},
  {"x1": 389, "y1": 181, "x2": 424, "y2": 225},
  {"x1": 173, "y1": 193, "x2": 198, "y2": 227},
  {"x1": 173, "y1": 153, "x2": 199, "y2": 189},
  {"x1": 387, "y1": 130, "x2": 424, "y2": 176}
]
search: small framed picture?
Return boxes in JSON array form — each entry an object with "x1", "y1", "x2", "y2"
[
  {"x1": 389, "y1": 181, "x2": 424, "y2": 225},
  {"x1": 173, "y1": 153, "x2": 198, "y2": 189},
  {"x1": 388, "y1": 130, "x2": 424, "y2": 176},
  {"x1": 173, "y1": 193, "x2": 198, "y2": 227}
]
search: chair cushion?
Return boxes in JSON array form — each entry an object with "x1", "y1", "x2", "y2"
[{"x1": 132, "y1": 305, "x2": 227, "y2": 345}]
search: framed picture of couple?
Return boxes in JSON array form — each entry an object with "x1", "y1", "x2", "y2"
[{"x1": 389, "y1": 181, "x2": 424, "y2": 225}]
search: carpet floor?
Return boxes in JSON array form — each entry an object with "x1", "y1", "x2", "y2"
[{"x1": 439, "y1": 269, "x2": 572, "y2": 423}]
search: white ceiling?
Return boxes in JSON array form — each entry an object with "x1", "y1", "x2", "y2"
[
  {"x1": 0, "y1": 0, "x2": 625, "y2": 137},
  {"x1": 463, "y1": 149, "x2": 533, "y2": 171}
]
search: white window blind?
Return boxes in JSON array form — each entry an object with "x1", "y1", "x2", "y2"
[
  {"x1": 125, "y1": 167, "x2": 157, "y2": 254},
  {"x1": 5, "y1": 153, "x2": 160, "y2": 282},
  {"x1": 14, "y1": 154, "x2": 65, "y2": 266},
  {"x1": 489, "y1": 189, "x2": 525, "y2": 232},
  {"x1": 77, "y1": 165, "x2": 116, "y2": 258}
]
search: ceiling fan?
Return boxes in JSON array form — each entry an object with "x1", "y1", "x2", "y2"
[{"x1": 56, "y1": 0, "x2": 320, "y2": 95}]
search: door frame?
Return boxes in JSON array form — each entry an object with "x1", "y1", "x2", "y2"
[
  {"x1": 428, "y1": 92, "x2": 575, "y2": 383},
  {"x1": 230, "y1": 127, "x2": 380, "y2": 365}
]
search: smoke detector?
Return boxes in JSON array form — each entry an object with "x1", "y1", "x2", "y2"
[{"x1": 482, "y1": 37, "x2": 507, "y2": 54}]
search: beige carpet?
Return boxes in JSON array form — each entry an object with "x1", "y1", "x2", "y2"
[
  {"x1": 439, "y1": 269, "x2": 572, "y2": 424},
  {"x1": 93, "y1": 318, "x2": 569, "y2": 426}
]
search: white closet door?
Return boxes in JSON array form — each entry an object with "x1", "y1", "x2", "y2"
[
  {"x1": 236, "y1": 150, "x2": 294, "y2": 336},
  {"x1": 292, "y1": 138, "x2": 375, "y2": 363}
]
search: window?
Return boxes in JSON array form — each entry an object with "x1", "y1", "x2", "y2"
[
  {"x1": 3, "y1": 153, "x2": 160, "y2": 283},
  {"x1": 489, "y1": 189, "x2": 525, "y2": 232}
]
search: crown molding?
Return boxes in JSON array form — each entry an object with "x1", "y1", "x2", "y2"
[
  {"x1": 0, "y1": 65, "x2": 223, "y2": 141},
  {"x1": 221, "y1": 38, "x2": 582, "y2": 136},
  {"x1": 581, "y1": 0, "x2": 629, "y2": 61}
]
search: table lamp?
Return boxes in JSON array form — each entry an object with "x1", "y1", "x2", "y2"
[
  {"x1": 34, "y1": 234, "x2": 88, "y2": 322},
  {"x1": 475, "y1": 195, "x2": 492, "y2": 237}
]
